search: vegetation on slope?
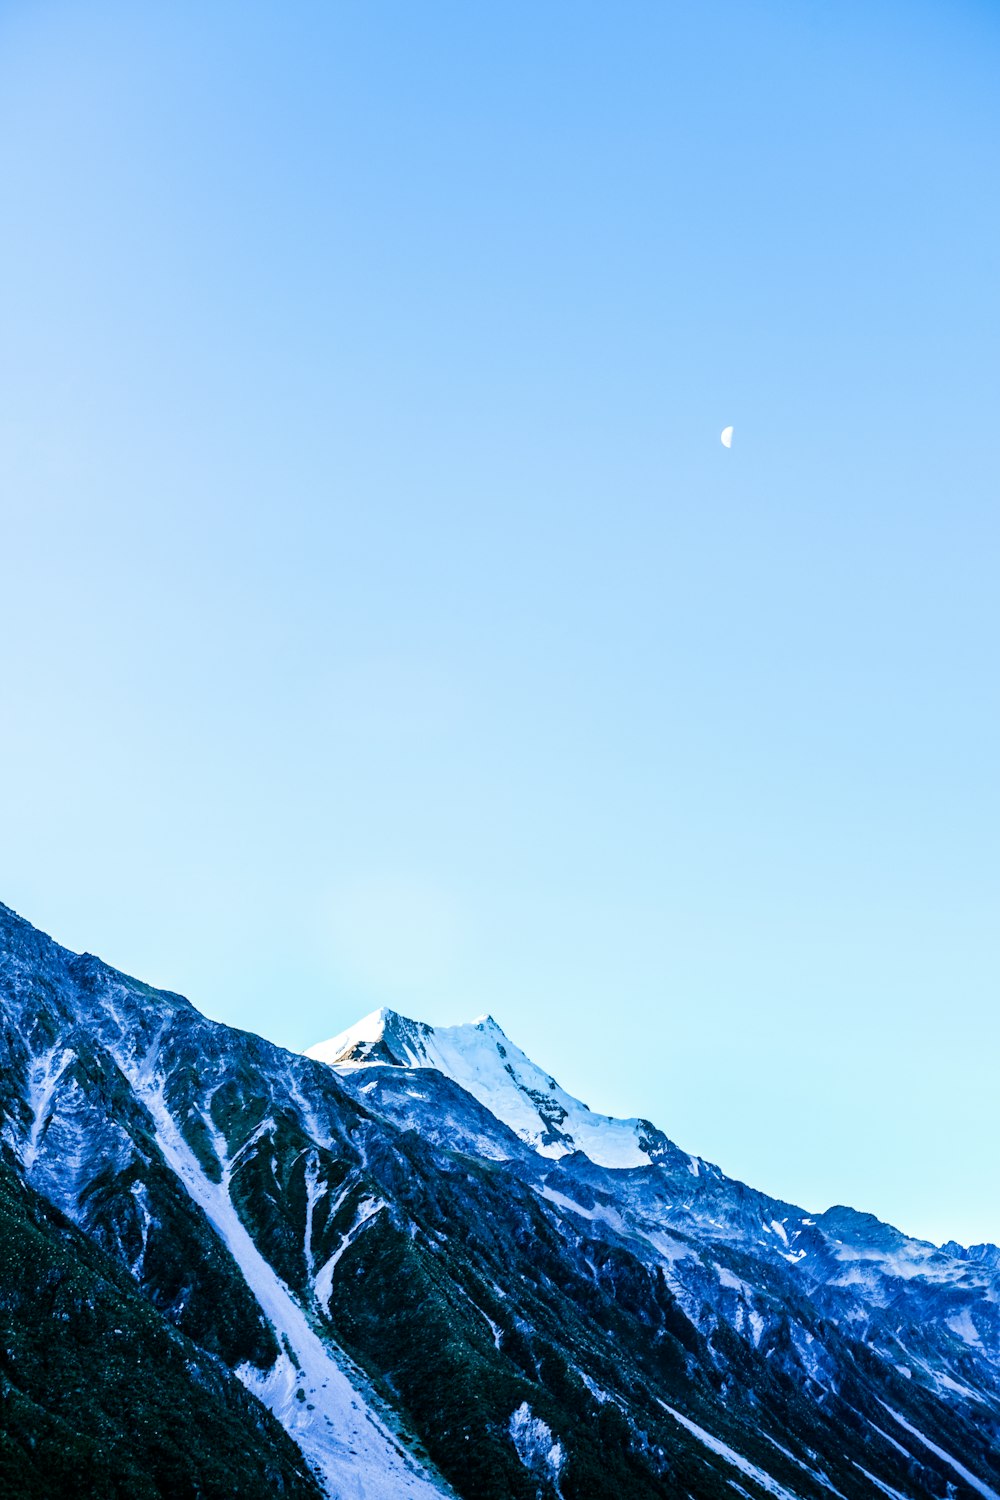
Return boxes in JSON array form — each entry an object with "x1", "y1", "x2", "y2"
[{"x1": 0, "y1": 1153, "x2": 322, "y2": 1500}]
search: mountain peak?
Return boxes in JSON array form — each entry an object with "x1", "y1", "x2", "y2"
[
  {"x1": 305, "y1": 1006, "x2": 431, "y2": 1070},
  {"x1": 306, "y1": 1007, "x2": 683, "y2": 1171}
]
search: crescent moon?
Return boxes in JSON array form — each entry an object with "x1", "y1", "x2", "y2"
[{"x1": 720, "y1": 426, "x2": 733, "y2": 448}]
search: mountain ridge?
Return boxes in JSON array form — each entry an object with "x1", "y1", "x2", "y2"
[
  {"x1": 307, "y1": 1003, "x2": 997, "y2": 1260},
  {"x1": 1, "y1": 900, "x2": 998, "y2": 1499},
  {"x1": 307, "y1": 1006, "x2": 711, "y2": 1175}
]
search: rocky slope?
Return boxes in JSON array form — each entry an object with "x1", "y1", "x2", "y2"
[
  {"x1": 0, "y1": 1154, "x2": 322, "y2": 1499},
  {"x1": 1, "y1": 902, "x2": 998, "y2": 1499},
  {"x1": 312, "y1": 1009, "x2": 1000, "y2": 1429}
]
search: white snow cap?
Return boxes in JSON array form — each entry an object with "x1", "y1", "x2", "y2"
[{"x1": 306, "y1": 1008, "x2": 680, "y2": 1171}]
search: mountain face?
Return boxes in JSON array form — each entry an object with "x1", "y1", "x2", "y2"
[
  {"x1": 1, "y1": 904, "x2": 999, "y2": 1500},
  {"x1": 306, "y1": 1010, "x2": 696, "y2": 1171},
  {"x1": 0, "y1": 1154, "x2": 321, "y2": 1500}
]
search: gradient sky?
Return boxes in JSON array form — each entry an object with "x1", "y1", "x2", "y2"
[{"x1": 1, "y1": 0, "x2": 998, "y2": 1246}]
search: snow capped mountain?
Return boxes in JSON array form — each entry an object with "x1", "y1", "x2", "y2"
[
  {"x1": 306, "y1": 1008, "x2": 708, "y2": 1174},
  {"x1": 0, "y1": 906, "x2": 451, "y2": 1500},
  {"x1": 2, "y1": 900, "x2": 1000, "y2": 1500},
  {"x1": 307, "y1": 1003, "x2": 1000, "y2": 1451}
]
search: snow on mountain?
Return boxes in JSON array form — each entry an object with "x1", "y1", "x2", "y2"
[
  {"x1": 4, "y1": 901, "x2": 1000, "y2": 1500},
  {"x1": 139, "y1": 1079, "x2": 444, "y2": 1500},
  {"x1": 0, "y1": 905, "x2": 451, "y2": 1500},
  {"x1": 307, "y1": 1002, "x2": 1000, "y2": 1432},
  {"x1": 306, "y1": 1008, "x2": 706, "y2": 1174}
]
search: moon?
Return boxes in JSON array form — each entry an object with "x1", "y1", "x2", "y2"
[{"x1": 720, "y1": 426, "x2": 733, "y2": 448}]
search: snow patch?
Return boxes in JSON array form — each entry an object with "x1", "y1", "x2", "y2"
[
  {"x1": 853, "y1": 1466, "x2": 910, "y2": 1500},
  {"x1": 659, "y1": 1404, "x2": 800, "y2": 1500},
  {"x1": 302, "y1": 1150, "x2": 326, "y2": 1278},
  {"x1": 509, "y1": 1402, "x2": 565, "y2": 1493},
  {"x1": 128, "y1": 1180, "x2": 153, "y2": 1278},
  {"x1": 314, "y1": 1197, "x2": 386, "y2": 1316},
  {"x1": 578, "y1": 1370, "x2": 612, "y2": 1405},
  {"x1": 536, "y1": 1184, "x2": 597, "y2": 1219},
  {"x1": 945, "y1": 1307, "x2": 983, "y2": 1348},
  {"x1": 21, "y1": 1047, "x2": 75, "y2": 1172},
  {"x1": 878, "y1": 1402, "x2": 1000, "y2": 1500}
]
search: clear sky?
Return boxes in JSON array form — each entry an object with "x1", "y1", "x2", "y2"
[{"x1": 1, "y1": 1, "x2": 997, "y2": 1246}]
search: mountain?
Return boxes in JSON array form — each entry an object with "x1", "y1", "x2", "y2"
[
  {"x1": 309, "y1": 1010, "x2": 1000, "y2": 1442},
  {"x1": 2, "y1": 902, "x2": 999, "y2": 1499},
  {"x1": 306, "y1": 1010, "x2": 703, "y2": 1171},
  {"x1": 0, "y1": 1153, "x2": 321, "y2": 1500}
]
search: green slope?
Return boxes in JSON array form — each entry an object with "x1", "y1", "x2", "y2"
[{"x1": 0, "y1": 1154, "x2": 322, "y2": 1500}]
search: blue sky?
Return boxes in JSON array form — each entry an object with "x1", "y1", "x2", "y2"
[{"x1": 1, "y1": 0, "x2": 998, "y2": 1244}]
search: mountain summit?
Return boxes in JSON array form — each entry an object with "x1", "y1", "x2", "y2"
[{"x1": 306, "y1": 1009, "x2": 696, "y2": 1171}]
